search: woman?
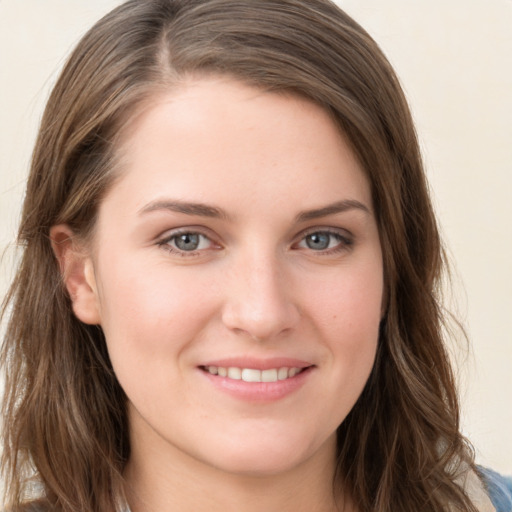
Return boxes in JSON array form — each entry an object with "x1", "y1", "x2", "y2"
[{"x1": 1, "y1": 1, "x2": 510, "y2": 511}]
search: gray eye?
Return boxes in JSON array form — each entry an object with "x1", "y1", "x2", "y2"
[
  {"x1": 174, "y1": 233, "x2": 201, "y2": 251},
  {"x1": 305, "y1": 232, "x2": 333, "y2": 250}
]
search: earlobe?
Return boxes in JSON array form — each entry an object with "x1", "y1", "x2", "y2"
[{"x1": 50, "y1": 224, "x2": 101, "y2": 325}]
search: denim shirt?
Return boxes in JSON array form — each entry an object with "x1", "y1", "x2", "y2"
[{"x1": 479, "y1": 466, "x2": 512, "y2": 512}]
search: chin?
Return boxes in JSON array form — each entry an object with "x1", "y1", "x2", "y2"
[
  {"x1": 208, "y1": 450, "x2": 309, "y2": 477},
  {"x1": 198, "y1": 430, "x2": 335, "y2": 478}
]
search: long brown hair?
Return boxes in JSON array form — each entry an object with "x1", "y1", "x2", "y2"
[{"x1": 1, "y1": 1, "x2": 477, "y2": 511}]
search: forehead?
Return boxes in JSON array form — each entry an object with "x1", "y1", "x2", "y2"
[{"x1": 105, "y1": 76, "x2": 372, "y2": 219}]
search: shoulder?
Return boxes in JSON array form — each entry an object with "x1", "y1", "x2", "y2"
[{"x1": 478, "y1": 466, "x2": 512, "y2": 512}]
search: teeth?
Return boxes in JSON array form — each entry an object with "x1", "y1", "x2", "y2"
[
  {"x1": 205, "y1": 366, "x2": 303, "y2": 382},
  {"x1": 242, "y1": 368, "x2": 261, "y2": 382},
  {"x1": 261, "y1": 369, "x2": 278, "y2": 382},
  {"x1": 227, "y1": 367, "x2": 241, "y2": 380},
  {"x1": 278, "y1": 367, "x2": 288, "y2": 380}
]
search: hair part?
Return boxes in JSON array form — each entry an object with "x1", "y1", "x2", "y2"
[{"x1": 2, "y1": 1, "x2": 477, "y2": 511}]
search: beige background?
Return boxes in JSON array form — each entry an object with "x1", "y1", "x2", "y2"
[{"x1": 1, "y1": 1, "x2": 511, "y2": 473}]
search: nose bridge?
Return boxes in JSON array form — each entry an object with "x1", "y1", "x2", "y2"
[{"x1": 221, "y1": 245, "x2": 300, "y2": 340}]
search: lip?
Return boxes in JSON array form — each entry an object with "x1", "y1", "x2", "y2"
[{"x1": 198, "y1": 357, "x2": 315, "y2": 402}]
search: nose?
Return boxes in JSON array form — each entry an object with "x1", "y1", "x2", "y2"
[{"x1": 221, "y1": 252, "x2": 301, "y2": 341}]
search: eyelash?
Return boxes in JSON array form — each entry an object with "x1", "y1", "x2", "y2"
[
  {"x1": 157, "y1": 229, "x2": 216, "y2": 257},
  {"x1": 295, "y1": 228, "x2": 354, "y2": 254},
  {"x1": 156, "y1": 228, "x2": 353, "y2": 257}
]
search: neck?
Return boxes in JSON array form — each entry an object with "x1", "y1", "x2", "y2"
[{"x1": 124, "y1": 412, "x2": 350, "y2": 512}]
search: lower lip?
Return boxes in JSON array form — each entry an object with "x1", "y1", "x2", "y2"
[{"x1": 199, "y1": 367, "x2": 313, "y2": 402}]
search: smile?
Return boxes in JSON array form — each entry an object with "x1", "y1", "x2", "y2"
[{"x1": 202, "y1": 366, "x2": 306, "y2": 382}]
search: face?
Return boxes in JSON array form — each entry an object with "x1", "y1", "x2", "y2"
[{"x1": 82, "y1": 77, "x2": 383, "y2": 476}]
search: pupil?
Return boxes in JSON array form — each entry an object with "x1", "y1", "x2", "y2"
[
  {"x1": 307, "y1": 233, "x2": 329, "y2": 250},
  {"x1": 176, "y1": 233, "x2": 199, "y2": 251}
]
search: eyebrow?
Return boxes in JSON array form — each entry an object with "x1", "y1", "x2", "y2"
[
  {"x1": 139, "y1": 199, "x2": 230, "y2": 220},
  {"x1": 295, "y1": 199, "x2": 371, "y2": 222},
  {"x1": 138, "y1": 198, "x2": 371, "y2": 221}
]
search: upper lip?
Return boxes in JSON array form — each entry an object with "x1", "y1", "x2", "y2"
[{"x1": 199, "y1": 357, "x2": 314, "y2": 370}]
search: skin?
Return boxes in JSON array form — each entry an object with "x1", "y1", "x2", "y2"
[{"x1": 52, "y1": 77, "x2": 383, "y2": 512}]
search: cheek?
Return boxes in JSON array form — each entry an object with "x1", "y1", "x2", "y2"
[
  {"x1": 295, "y1": 266, "x2": 381, "y2": 436},
  {"x1": 304, "y1": 260, "x2": 383, "y2": 378},
  {"x1": 94, "y1": 252, "x2": 217, "y2": 364},
  {"x1": 307, "y1": 261, "x2": 383, "y2": 333}
]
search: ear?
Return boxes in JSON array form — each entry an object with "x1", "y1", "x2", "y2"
[{"x1": 50, "y1": 224, "x2": 101, "y2": 325}]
